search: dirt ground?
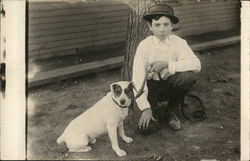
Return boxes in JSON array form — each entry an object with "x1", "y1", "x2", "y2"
[{"x1": 27, "y1": 44, "x2": 240, "y2": 161}]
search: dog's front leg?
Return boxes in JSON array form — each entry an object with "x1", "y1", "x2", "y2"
[
  {"x1": 107, "y1": 125, "x2": 126, "y2": 157},
  {"x1": 118, "y1": 121, "x2": 133, "y2": 143}
]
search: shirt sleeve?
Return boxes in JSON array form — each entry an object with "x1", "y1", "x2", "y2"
[
  {"x1": 132, "y1": 43, "x2": 151, "y2": 111},
  {"x1": 168, "y1": 40, "x2": 201, "y2": 74}
]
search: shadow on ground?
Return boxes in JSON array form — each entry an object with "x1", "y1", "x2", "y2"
[{"x1": 27, "y1": 44, "x2": 240, "y2": 161}]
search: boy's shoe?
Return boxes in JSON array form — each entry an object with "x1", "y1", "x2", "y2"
[{"x1": 168, "y1": 112, "x2": 181, "y2": 130}]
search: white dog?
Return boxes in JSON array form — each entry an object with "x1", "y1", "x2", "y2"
[{"x1": 57, "y1": 81, "x2": 134, "y2": 157}]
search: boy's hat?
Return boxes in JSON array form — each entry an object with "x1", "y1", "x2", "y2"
[{"x1": 143, "y1": 4, "x2": 179, "y2": 24}]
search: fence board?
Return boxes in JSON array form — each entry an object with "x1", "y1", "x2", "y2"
[
  {"x1": 29, "y1": 37, "x2": 125, "y2": 56},
  {"x1": 29, "y1": 27, "x2": 127, "y2": 45},
  {"x1": 28, "y1": 0, "x2": 126, "y2": 11},
  {"x1": 29, "y1": 21, "x2": 128, "y2": 38},
  {"x1": 29, "y1": 4, "x2": 128, "y2": 18}
]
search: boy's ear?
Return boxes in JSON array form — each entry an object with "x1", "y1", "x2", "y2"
[
  {"x1": 171, "y1": 23, "x2": 174, "y2": 31},
  {"x1": 172, "y1": 23, "x2": 180, "y2": 31}
]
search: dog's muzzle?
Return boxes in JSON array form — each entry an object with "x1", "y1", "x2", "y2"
[{"x1": 112, "y1": 98, "x2": 129, "y2": 108}]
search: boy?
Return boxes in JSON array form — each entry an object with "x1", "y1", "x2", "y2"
[{"x1": 132, "y1": 4, "x2": 201, "y2": 132}]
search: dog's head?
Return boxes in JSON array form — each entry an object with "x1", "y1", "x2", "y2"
[{"x1": 110, "y1": 81, "x2": 134, "y2": 108}]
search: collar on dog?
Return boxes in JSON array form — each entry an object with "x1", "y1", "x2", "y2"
[{"x1": 112, "y1": 98, "x2": 129, "y2": 108}]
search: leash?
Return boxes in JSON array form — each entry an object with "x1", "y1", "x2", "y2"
[{"x1": 132, "y1": 66, "x2": 152, "y2": 99}]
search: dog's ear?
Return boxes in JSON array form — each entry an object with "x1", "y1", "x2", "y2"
[
  {"x1": 111, "y1": 83, "x2": 122, "y2": 98},
  {"x1": 110, "y1": 83, "x2": 121, "y2": 93},
  {"x1": 128, "y1": 81, "x2": 134, "y2": 91},
  {"x1": 128, "y1": 81, "x2": 135, "y2": 99},
  {"x1": 128, "y1": 81, "x2": 135, "y2": 112},
  {"x1": 110, "y1": 83, "x2": 116, "y2": 93}
]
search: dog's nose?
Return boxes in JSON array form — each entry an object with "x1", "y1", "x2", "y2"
[{"x1": 120, "y1": 99, "x2": 125, "y2": 105}]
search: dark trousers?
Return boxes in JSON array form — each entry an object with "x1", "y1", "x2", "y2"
[{"x1": 147, "y1": 72, "x2": 196, "y2": 118}]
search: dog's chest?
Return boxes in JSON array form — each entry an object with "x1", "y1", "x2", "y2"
[
  {"x1": 120, "y1": 108, "x2": 129, "y2": 119},
  {"x1": 113, "y1": 108, "x2": 128, "y2": 126},
  {"x1": 109, "y1": 107, "x2": 128, "y2": 128},
  {"x1": 109, "y1": 105, "x2": 128, "y2": 120},
  {"x1": 96, "y1": 94, "x2": 129, "y2": 120}
]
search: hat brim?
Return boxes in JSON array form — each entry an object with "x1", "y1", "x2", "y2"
[{"x1": 143, "y1": 12, "x2": 179, "y2": 24}]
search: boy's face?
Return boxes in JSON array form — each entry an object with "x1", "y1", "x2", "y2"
[{"x1": 149, "y1": 16, "x2": 173, "y2": 41}]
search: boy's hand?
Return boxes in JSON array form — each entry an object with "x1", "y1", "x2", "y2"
[
  {"x1": 138, "y1": 108, "x2": 157, "y2": 130},
  {"x1": 149, "y1": 61, "x2": 168, "y2": 73}
]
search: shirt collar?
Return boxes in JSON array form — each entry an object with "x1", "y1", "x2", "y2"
[{"x1": 152, "y1": 35, "x2": 171, "y2": 45}]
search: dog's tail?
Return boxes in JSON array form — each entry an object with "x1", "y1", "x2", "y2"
[{"x1": 56, "y1": 135, "x2": 64, "y2": 144}]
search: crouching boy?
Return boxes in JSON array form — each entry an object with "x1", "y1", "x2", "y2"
[{"x1": 132, "y1": 4, "x2": 201, "y2": 133}]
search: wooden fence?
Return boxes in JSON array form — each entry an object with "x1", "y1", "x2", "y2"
[{"x1": 28, "y1": 0, "x2": 240, "y2": 59}]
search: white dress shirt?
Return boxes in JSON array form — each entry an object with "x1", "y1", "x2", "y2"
[{"x1": 132, "y1": 35, "x2": 201, "y2": 111}]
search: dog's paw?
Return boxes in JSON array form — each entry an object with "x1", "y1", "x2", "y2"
[
  {"x1": 69, "y1": 146, "x2": 92, "y2": 152},
  {"x1": 123, "y1": 136, "x2": 133, "y2": 143},
  {"x1": 115, "y1": 149, "x2": 127, "y2": 157},
  {"x1": 89, "y1": 137, "x2": 96, "y2": 144},
  {"x1": 83, "y1": 146, "x2": 92, "y2": 152}
]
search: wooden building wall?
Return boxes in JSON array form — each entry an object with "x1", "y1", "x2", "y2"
[
  {"x1": 174, "y1": 0, "x2": 240, "y2": 36},
  {"x1": 28, "y1": 0, "x2": 240, "y2": 60}
]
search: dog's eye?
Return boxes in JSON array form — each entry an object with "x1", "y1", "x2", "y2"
[
  {"x1": 124, "y1": 87, "x2": 133, "y2": 98},
  {"x1": 125, "y1": 87, "x2": 132, "y2": 94}
]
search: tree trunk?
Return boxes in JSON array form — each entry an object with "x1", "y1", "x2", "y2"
[{"x1": 120, "y1": 0, "x2": 153, "y2": 81}]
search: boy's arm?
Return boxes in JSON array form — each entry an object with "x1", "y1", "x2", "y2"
[
  {"x1": 168, "y1": 40, "x2": 201, "y2": 74},
  {"x1": 132, "y1": 44, "x2": 151, "y2": 111}
]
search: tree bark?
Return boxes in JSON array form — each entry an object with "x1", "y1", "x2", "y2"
[{"x1": 120, "y1": 0, "x2": 153, "y2": 81}]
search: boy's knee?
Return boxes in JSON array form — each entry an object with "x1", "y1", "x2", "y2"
[{"x1": 167, "y1": 71, "x2": 196, "y2": 89}]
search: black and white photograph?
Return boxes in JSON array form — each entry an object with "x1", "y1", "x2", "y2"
[{"x1": 0, "y1": 0, "x2": 248, "y2": 160}]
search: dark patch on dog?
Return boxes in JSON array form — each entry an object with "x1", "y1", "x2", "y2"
[
  {"x1": 112, "y1": 84, "x2": 122, "y2": 98},
  {"x1": 127, "y1": 83, "x2": 136, "y2": 111},
  {"x1": 124, "y1": 83, "x2": 134, "y2": 100}
]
